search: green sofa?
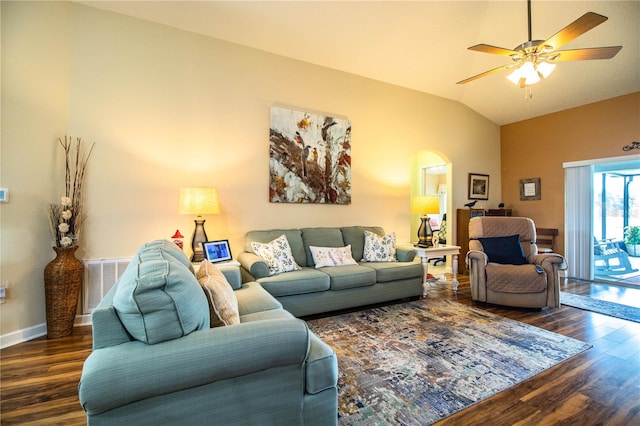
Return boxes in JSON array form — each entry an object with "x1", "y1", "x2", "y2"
[
  {"x1": 238, "y1": 226, "x2": 424, "y2": 316},
  {"x1": 79, "y1": 240, "x2": 338, "y2": 425}
]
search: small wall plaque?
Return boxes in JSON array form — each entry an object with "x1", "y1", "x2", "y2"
[{"x1": 520, "y1": 178, "x2": 541, "y2": 201}]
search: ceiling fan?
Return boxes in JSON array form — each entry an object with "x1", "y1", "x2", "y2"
[{"x1": 457, "y1": 0, "x2": 622, "y2": 88}]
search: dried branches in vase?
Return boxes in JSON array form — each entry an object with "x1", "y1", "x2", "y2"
[{"x1": 48, "y1": 136, "x2": 95, "y2": 248}]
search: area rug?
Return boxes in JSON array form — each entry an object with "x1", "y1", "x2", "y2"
[
  {"x1": 561, "y1": 291, "x2": 640, "y2": 323},
  {"x1": 307, "y1": 299, "x2": 591, "y2": 425}
]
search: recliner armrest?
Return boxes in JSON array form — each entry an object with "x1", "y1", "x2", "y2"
[
  {"x1": 466, "y1": 249, "x2": 488, "y2": 267},
  {"x1": 531, "y1": 253, "x2": 567, "y2": 271}
]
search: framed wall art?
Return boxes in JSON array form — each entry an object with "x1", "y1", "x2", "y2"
[
  {"x1": 520, "y1": 178, "x2": 541, "y2": 201},
  {"x1": 269, "y1": 106, "x2": 351, "y2": 204},
  {"x1": 468, "y1": 173, "x2": 489, "y2": 200}
]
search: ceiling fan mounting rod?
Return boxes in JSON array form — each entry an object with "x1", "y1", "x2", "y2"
[{"x1": 527, "y1": 0, "x2": 532, "y2": 41}]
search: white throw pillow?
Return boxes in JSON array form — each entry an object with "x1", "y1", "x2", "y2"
[
  {"x1": 309, "y1": 245, "x2": 358, "y2": 268},
  {"x1": 362, "y1": 230, "x2": 397, "y2": 262},
  {"x1": 251, "y1": 234, "x2": 302, "y2": 275},
  {"x1": 196, "y1": 260, "x2": 240, "y2": 327}
]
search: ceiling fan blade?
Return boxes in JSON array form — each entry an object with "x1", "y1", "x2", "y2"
[
  {"x1": 468, "y1": 44, "x2": 519, "y2": 57},
  {"x1": 548, "y1": 46, "x2": 622, "y2": 62},
  {"x1": 456, "y1": 63, "x2": 515, "y2": 85},
  {"x1": 541, "y1": 12, "x2": 608, "y2": 51}
]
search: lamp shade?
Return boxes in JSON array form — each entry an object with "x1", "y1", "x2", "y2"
[
  {"x1": 179, "y1": 188, "x2": 220, "y2": 216},
  {"x1": 411, "y1": 195, "x2": 439, "y2": 215},
  {"x1": 507, "y1": 60, "x2": 556, "y2": 86}
]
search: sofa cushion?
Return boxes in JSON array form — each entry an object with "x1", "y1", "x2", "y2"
[
  {"x1": 196, "y1": 260, "x2": 240, "y2": 327},
  {"x1": 258, "y1": 268, "x2": 330, "y2": 297},
  {"x1": 319, "y1": 264, "x2": 376, "y2": 290},
  {"x1": 113, "y1": 245, "x2": 209, "y2": 344},
  {"x1": 240, "y1": 308, "x2": 295, "y2": 323},
  {"x1": 478, "y1": 234, "x2": 527, "y2": 265},
  {"x1": 301, "y1": 227, "x2": 345, "y2": 266},
  {"x1": 341, "y1": 226, "x2": 386, "y2": 261},
  {"x1": 245, "y1": 229, "x2": 307, "y2": 267},
  {"x1": 362, "y1": 230, "x2": 397, "y2": 262},
  {"x1": 361, "y1": 261, "x2": 423, "y2": 283},
  {"x1": 251, "y1": 235, "x2": 302, "y2": 275},
  {"x1": 309, "y1": 245, "x2": 357, "y2": 268}
]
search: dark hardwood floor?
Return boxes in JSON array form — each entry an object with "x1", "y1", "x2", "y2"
[{"x1": 1, "y1": 276, "x2": 639, "y2": 425}]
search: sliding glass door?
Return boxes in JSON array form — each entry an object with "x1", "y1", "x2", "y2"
[{"x1": 564, "y1": 154, "x2": 640, "y2": 284}]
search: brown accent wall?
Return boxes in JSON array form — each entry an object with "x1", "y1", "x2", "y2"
[{"x1": 500, "y1": 92, "x2": 640, "y2": 255}]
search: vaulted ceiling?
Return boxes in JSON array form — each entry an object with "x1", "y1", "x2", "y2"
[{"x1": 79, "y1": 1, "x2": 640, "y2": 125}]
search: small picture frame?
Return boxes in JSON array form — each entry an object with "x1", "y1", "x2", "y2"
[
  {"x1": 202, "y1": 240, "x2": 232, "y2": 263},
  {"x1": 520, "y1": 178, "x2": 541, "y2": 201},
  {"x1": 0, "y1": 188, "x2": 8, "y2": 203},
  {"x1": 468, "y1": 173, "x2": 489, "y2": 200}
]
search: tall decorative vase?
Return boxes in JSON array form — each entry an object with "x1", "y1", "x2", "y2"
[{"x1": 44, "y1": 246, "x2": 83, "y2": 338}]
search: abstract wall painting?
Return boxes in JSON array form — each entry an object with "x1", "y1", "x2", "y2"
[{"x1": 269, "y1": 107, "x2": 351, "y2": 204}]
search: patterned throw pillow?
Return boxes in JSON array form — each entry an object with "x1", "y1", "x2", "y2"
[
  {"x1": 309, "y1": 245, "x2": 358, "y2": 268},
  {"x1": 251, "y1": 234, "x2": 302, "y2": 275},
  {"x1": 362, "y1": 230, "x2": 397, "y2": 262},
  {"x1": 196, "y1": 260, "x2": 240, "y2": 327}
]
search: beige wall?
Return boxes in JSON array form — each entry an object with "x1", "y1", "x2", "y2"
[
  {"x1": 1, "y1": 2, "x2": 500, "y2": 341},
  {"x1": 501, "y1": 92, "x2": 640, "y2": 255}
]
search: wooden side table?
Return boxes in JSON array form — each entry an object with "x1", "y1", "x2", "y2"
[{"x1": 411, "y1": 245, "x2": 461, "y2": 296}]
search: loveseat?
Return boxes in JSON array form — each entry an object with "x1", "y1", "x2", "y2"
[
  {"x1": 79, "y1": 240, "x2": 338, "y2": 425},
  {"x1": 238, "y1": 226, "x2": 424, "y2": 316}
]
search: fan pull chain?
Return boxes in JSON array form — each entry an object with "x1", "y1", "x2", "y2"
[{"x1": 525, "y1": 85, "x2": 533, "y2": 100}]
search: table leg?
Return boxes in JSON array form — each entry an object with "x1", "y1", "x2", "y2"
[
  {"x1": 452, "y1": 254, "x2": 459, "y2": 292},
  {"x1": 421, "y1": 255, "x2": 429, "y2": 296}
]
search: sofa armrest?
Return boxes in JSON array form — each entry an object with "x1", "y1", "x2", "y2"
[
  {"x1": 218, "y1": 265, "x2": 242, "y2": 290},
  {"x1": 91, "y1": 286, "x2": 133, "y2": 349},
  {"x1": 238, "y1": 251, "x2": 270, "y2": 279},
  {"x1": 396, "y1": 247, "x2": 416, "y2": 262},
  {"x1": 80, "y1": 318, "x2": 310, "y2": 416}
]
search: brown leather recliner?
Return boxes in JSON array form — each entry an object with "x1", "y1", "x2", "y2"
[{"x1": 466, "y1": 216, "x2": 566, "y2": 308}]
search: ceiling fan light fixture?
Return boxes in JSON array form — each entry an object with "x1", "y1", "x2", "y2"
[
  {"x1": 537, "y1": 61, "x2": 556, "y2": 78},
  {"x1": 507, "y1": 61, "x2": 540, "y2": 86}
]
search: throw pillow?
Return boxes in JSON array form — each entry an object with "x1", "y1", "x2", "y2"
[
  {"x1": 362, "y1": 230, "x2": 397, "y2": 262},
  {"x1": 477, "y1": 234, "x2": 527, "y2": 265},
  {"x1": 196, "y1": 260, "x2": 240, "y2": 327},
  {"x1": 309, "y1": 245, "x2": 358, "y2": 268},
  {"x1": 251, "y1": 234, "x2": 302, "y2": 275}
]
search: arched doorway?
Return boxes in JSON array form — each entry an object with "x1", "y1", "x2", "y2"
[{"x1": 410, "y1": 150, "x2": 452, "y2": 247}]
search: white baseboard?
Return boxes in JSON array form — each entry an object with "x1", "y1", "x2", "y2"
[
  {"x1": 0, "y1": 316, "x2": 92, "y2": 349},
  {"x1": 0, "y1": 323, "x2": 47, "y2": 349},
  {"x1": 75, "y1": 314, "x2": 92, "y2": 326}
]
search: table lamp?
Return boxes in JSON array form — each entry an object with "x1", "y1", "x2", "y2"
[
  {"x1": 412, "y1": 195, "x2": 439, "y2": 248},
  {"x1": 178, "y1": 187, "x2": 220, "y2": 262}
]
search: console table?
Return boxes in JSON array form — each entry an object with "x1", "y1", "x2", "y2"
[{"x1": 411, "y1": 245, "x2": 461, "y2": 296}]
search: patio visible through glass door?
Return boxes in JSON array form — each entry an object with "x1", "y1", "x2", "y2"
[{"x1": 593, "y1": 162, "x2": 640, "y2": 286}]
